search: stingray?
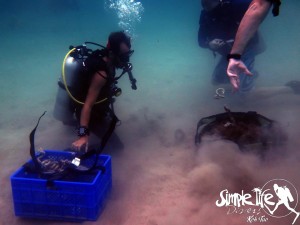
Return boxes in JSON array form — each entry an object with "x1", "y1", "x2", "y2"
[
  {"x1": 25, "y1": 112, "x2": 106, "y2": 183},
  {"x1": 195, "y1": 107, "x2": 287, "y2": 153}
]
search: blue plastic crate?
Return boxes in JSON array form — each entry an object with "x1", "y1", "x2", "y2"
[{"x1": 10, "y1": 150, "x2": 112, "y2": 221}]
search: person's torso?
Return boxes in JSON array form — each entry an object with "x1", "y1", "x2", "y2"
[
  {"x1": 71, "y1": 50, "x2": 112, "y2": 104},
  {"x1": 200, "y1": 0, "x2": 252, "y2": 40}
]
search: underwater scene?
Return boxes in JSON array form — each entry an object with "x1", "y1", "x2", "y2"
[{"x1": 1, "y1": 0, "x2": 300, "y2": 224}]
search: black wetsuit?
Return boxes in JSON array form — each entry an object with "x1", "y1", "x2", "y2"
[
  {"x1": 198, "y1": 0, "x2": 266, "y2": 92},
  {"x1": 198, "y1": 0, "x2": 252, "y2": 49},
  {"x1": 71, "y1": 50, "x2": 112, "y2": 124},
  {"x1": 197, "y1": 0, "x2": 281, "y2": 49}
]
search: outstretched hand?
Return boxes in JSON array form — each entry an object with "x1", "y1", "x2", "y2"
[
  {"x1": 72, "y1": 136, "x2": 89, "y2": 152},
  {"x1": 227, "y1": 58, "x2": 253, "y2": 91}
]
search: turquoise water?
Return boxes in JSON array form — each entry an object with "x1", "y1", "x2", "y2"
[{"x1": 1, "y1": 1, "x2": 300, "y2": 224}]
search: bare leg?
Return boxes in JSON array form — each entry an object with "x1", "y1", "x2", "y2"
[
  {"x1": 270, "y1": 202, "x2": 282, "y2": 215},
  {"x1": 283, "y1": 202, "x2": 300, "y2": 225}
]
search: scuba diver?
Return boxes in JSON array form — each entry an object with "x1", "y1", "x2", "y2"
[
  {"x1": 53, "y1": 31, "x2": 137, "y2": 152},
  {"x1": 227, "y1": 0, "x2": 282, "y2": 91},
  {"x1": 198, "y1": 0, "x2": 266, "y2": 93}
]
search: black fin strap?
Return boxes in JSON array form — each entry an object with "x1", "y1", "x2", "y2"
[
  {"x1": 29, "y1": 111, "x2": 47, "y2": 172},
  {"x1": 75, "y1": 110, "x2": 118, "y2": 173},
  {"x1": 90, "y1": 112, "x2": 118, "y2": 170}
]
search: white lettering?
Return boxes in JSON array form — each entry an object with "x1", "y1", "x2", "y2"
[
  {"x1": 216, "y1": 189, "x2": 228, "y2": 207},
  {"x1": 216, "y1": 189, "x2": 254, "y2": 207}
]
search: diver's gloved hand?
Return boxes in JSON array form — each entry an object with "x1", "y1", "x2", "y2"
[
  {"x1": 227, "y1": 58, "x2": 253, "y2": 91},
  {"x1": 209, "y1": 39, "x2": 226, "y2": 51},
  {"x1": 72, "y1": 136, "x2": 89, "y2": 152}
]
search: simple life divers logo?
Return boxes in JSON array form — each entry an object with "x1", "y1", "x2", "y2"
[{"x1": 216, "y1": 179, "x2": 300, "y2": 224}]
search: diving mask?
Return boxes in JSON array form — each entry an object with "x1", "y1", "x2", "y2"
[{"x1": 119, "y1": 50, "x2": 134, "y2": 63}]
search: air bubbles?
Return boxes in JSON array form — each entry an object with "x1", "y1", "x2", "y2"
[{"x1": 105, "y1": 0, "x2": 144, "y2": 38}]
